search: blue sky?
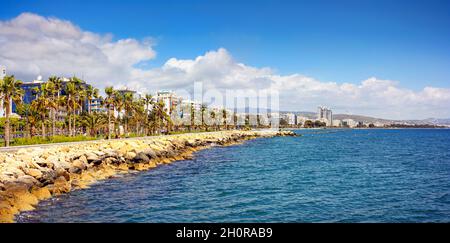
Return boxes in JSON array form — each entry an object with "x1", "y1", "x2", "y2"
[
  {"x1": 2, "y1": 0, "x2": 450, "y2": 90},
  {"x1": 1, "y1": 0, "x2": 450, "y2": 119}
]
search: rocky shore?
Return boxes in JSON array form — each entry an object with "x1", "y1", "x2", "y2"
[{"x1": 0, "y1": 130, "x2": 295, "y2": 223}]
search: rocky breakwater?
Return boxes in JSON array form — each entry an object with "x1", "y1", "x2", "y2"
[{"x1": 0, "y1": 130, "x2": 296, "y2": 222}]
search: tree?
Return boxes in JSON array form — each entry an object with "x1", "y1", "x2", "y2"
[
  {"x1": 222, "y1": 109, "x2": 228, "y2": 130},
  {"x1": 210, "y1": 110, "x2": 216, "y2": 131},
  {"x1": 143, "y1": 94, "x2": 154, "y2": 135},
  {"x1": 48, "y1": 76, "x2": 62, "y2": 136},
  {"x1": 280, "y1": 118, "x2": 288, "y2": 126},
  {"x1": 153, "y1": 100, "x2": 171, "y2": 134},
  {"x1": 313, "y1": 120, "x2": 326, "y2": 127},
  {"x1": 64, "y1": 81, "x2": 77, "y2": 136},
  {"x1": 81, "y1": 112, "x2": 107, "y2": 137},
  {"x1": 104, "y1": 86, "x2": 115, "y2": 139},
  {"x1": 201, "y1": 103, "x2": 207, "y2": 131},
  {"x1": 0, "y1": 75, "x2": 24, "y2": 147},
  {"x1": 31, "y1": 93, "x2": 50, "y2": 139},
  {"x1": 85, "y1": 85, "x2": 99, "y2": 114},
  {"x1": 16, "y1": 103, "x2": 38, "y2": 138},
  {"x1": 113, "y1": 91, "x2": 124, "y2": 138},
  {"x1": 43, "y1": 81, "x2": 58, "y2": 137},
  {"x1": 123, "y1": 92, "x2": 134, "y2": 136},
  {"x1": 304, "y1": 120, "x2": 313, "y2": 128}
]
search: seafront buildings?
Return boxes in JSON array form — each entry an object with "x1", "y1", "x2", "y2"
[
  {"x1": 157, "y1": 90, "x2": 182, "y2": 115},
  {"x1": 0, "y1": 66, "x2": 5, "y2": 80},
  {"x1": 282, "y1": 113, "x2": 296, "y2": 125},
  {"x1": 0, "y1": 71, "x2": 391, "y2": 130},
  {"x1": 317, "y1": 106, "x2": 333, "y2": 126},
  {"x1": 10, "y1": 77, "x2": 97, "y2": 115}
]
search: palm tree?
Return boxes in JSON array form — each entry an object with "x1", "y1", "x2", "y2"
[
  {"x1": 81, "y1": 112, "x2": 107, "y2": 137},
  {"x1": 189, "y1": 103, "x2": 195, "y2": 132},
  {"x1": 210, "y1": 110, "x2": 216, "y2": 131},
  {"x1": 154, "y1": 100, "x2": 171, "y2": 134},
  {"x1": 43, "y1": 81, "x2": 58, "y2": 137},
  {"x1": 123, "y1": 92, "x2": 134, "y2": 136},
  {"x1": 143, "y1": 94, "x2": 153, "y2": 135},
  {"x1": 222, "y1": 108, "x2": 228, "y2": 130},
  {"x1": 64, "y1": 81, "x2": 77, "y2": 136},
  {"x1": 0, "y1": 75, "x2": 24, "y2": 146},
  {"x1": 113, "y1": 91, "x2": 124, "y2": 138},
  {"x1": 131, "y1": 99, "x2": 145, "y2": 135},
  {"x1": 85, "y1": 85, "x2": 99, "y2": 114},
  {"x1": 68, "y1": 76, "x2": 85, "y2": 135},
  {"x1": 31, "y1": 93, "x2": 50, "y2": 139},
  {"x1": 104, "y1": 86, "x2": 115, "y2": 139},
  {"x1": 16, "y1": 103, "x2": 39, "y2": 138},
  {"x1": 201, "y1": 104, "x2": 208, "y2": 131},
  {"x1": 48, "y1": 76, "x2": 62, "y2": 136}
]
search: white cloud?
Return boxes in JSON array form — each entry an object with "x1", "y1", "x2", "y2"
[
  {"x1": 0, "y1": 12, "x2": 155, "y2": 87},
  {"x1": 1, "y1": 13, "x2": 450, "y2": 120}
]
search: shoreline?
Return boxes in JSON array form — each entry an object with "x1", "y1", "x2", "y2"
[{"x1": 0, "y1": 130, "x2": 296, "y2": 223}]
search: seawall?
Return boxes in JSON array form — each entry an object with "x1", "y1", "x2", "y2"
[{"x1": 0, "y1": 130, "x2": 295, "y2": 223}]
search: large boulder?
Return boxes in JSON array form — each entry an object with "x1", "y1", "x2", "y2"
[
  {"x1": 39, "y1": 170, "x2": 57, "y2": 186},
  {"x1": 51, "y1": 176, "x2": 71, "y2": 195},
  {"x1": 124, "y1": 152, "x2": 136, "y2": 160},
  {"x1": 132, "y1": 152, "x2": 150, "y2": 163},
  {"x1": 23, "y1": 168, "x2": 43, "y2": 180},
  {"x1": 14, "y1": 175, "x2": 41, "y2": 190},
  {"x1": 85, "y1": 152, "x2": 99, "y2": 162},
  {"x1": 142, "y1": 148, "x2": 157, "y2": 159},
  {"x1": 78, "y1": 155, "x2": 88, "y2": 164},
  {"x1": 72, "y1": 159, "x2": 87, "y2": 170}
]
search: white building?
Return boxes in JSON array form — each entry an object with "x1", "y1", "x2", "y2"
[
  {"x1": 0, "y1": 66, "x2": 5, "y2": 79},
  {"x1": 257, "y1": 114, "x2": 270, "y2": 126},
  {"x1": 295, "y1": 116, "x2": 308, "y2": 126},
  {"x1": 0, "y1": 66, "x2": 11, "y2": 117},
  {"x1": 342, "y1": 119, "x2": 358, "y2": 128},
  {"x1": 157, "y1": 90, "x2": 182, "y2": 114},
  {"x1": 332, "y1": 119, "x2": 342, "y2": 127},
  {"x1": 317, "y1": 106, "x2": 333, "y2": 126},
  {"x1": 281, "y1": 113, "x2": 296, "y2": 125}
]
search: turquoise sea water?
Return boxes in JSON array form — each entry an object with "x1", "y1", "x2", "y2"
[{"x1": 17, "y1": 129, "x2": 450, "y2": 222}]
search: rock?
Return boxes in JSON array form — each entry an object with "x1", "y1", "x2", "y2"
[
  {"x1": 68, "y1": 167, "x2": 82, "y2": 174},
  {"x1": 19, "y1": 154, "x2": 33, "y2": 163},
  {"x1": 72, "y1": 159, "x2": 87, "y2": 170},
  {"x1": 23, "y1": 168, "x2": 43, "y2": 179},
  {"x1": 124, "y1": 152, "x2": 136, "y2": 160},
  {"x1": 39, "y1": 170, "x2": 57, "y2": 186},
  {"x1": 85, "y1": 152, "x2": 99, "y2": 162},
  {"x1": 52, "y1": 176, "x2": 71, "y2": 195},
  {"x1": 56, "y1": 167, "x2": 71, "y2": 181},
  {"x1": 14, "y1": 175, "x2": 41, "y2": 189},
  {"x1": 0, "y1": 202, "x2": 15, "y2": 223},
  {"x1": 133, "y1": 163, "x2": 149, "y2": 171},
  {"x1": 117, "y1": 163, "x2": 129, "y2": 171},
  {"x1": 2, "y1": 184, "x2": 39, "y2": 212},
  {"x1": 165, "y1": 149, "x2": 176, "y2": 158},
  {"x1": 142, "y1": 148, "x2": 157, "y2": 159},
  {"x1": 31, "y1": 187, "x2": 51, "y2": 200},
  {"x1": 132, "y1": 152, "x2": 150, "y2": 163},
  {"x1": 78, "y1": 155, "x2": 88, "y2": 164}
]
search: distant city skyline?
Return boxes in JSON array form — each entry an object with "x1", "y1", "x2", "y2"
[{"x1": 1, "y1": 0, "x2": 450, "y2": 120}]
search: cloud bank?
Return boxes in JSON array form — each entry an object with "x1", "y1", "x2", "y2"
[{"x1": 1, "y1": 13, "x2": 450, "y2": 120}]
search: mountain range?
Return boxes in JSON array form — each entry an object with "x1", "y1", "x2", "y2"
[{"x1": 290, "y1": 111, "x2": 450, "y2": 126}]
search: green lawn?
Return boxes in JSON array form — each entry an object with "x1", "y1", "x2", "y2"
[{"x1": 1, "y1": 135, "x2": 99, "y2": 147}]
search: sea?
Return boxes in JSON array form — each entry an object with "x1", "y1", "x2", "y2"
[{"x1": 16, "y1": 129, "x2": 450, "y2": 222}]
